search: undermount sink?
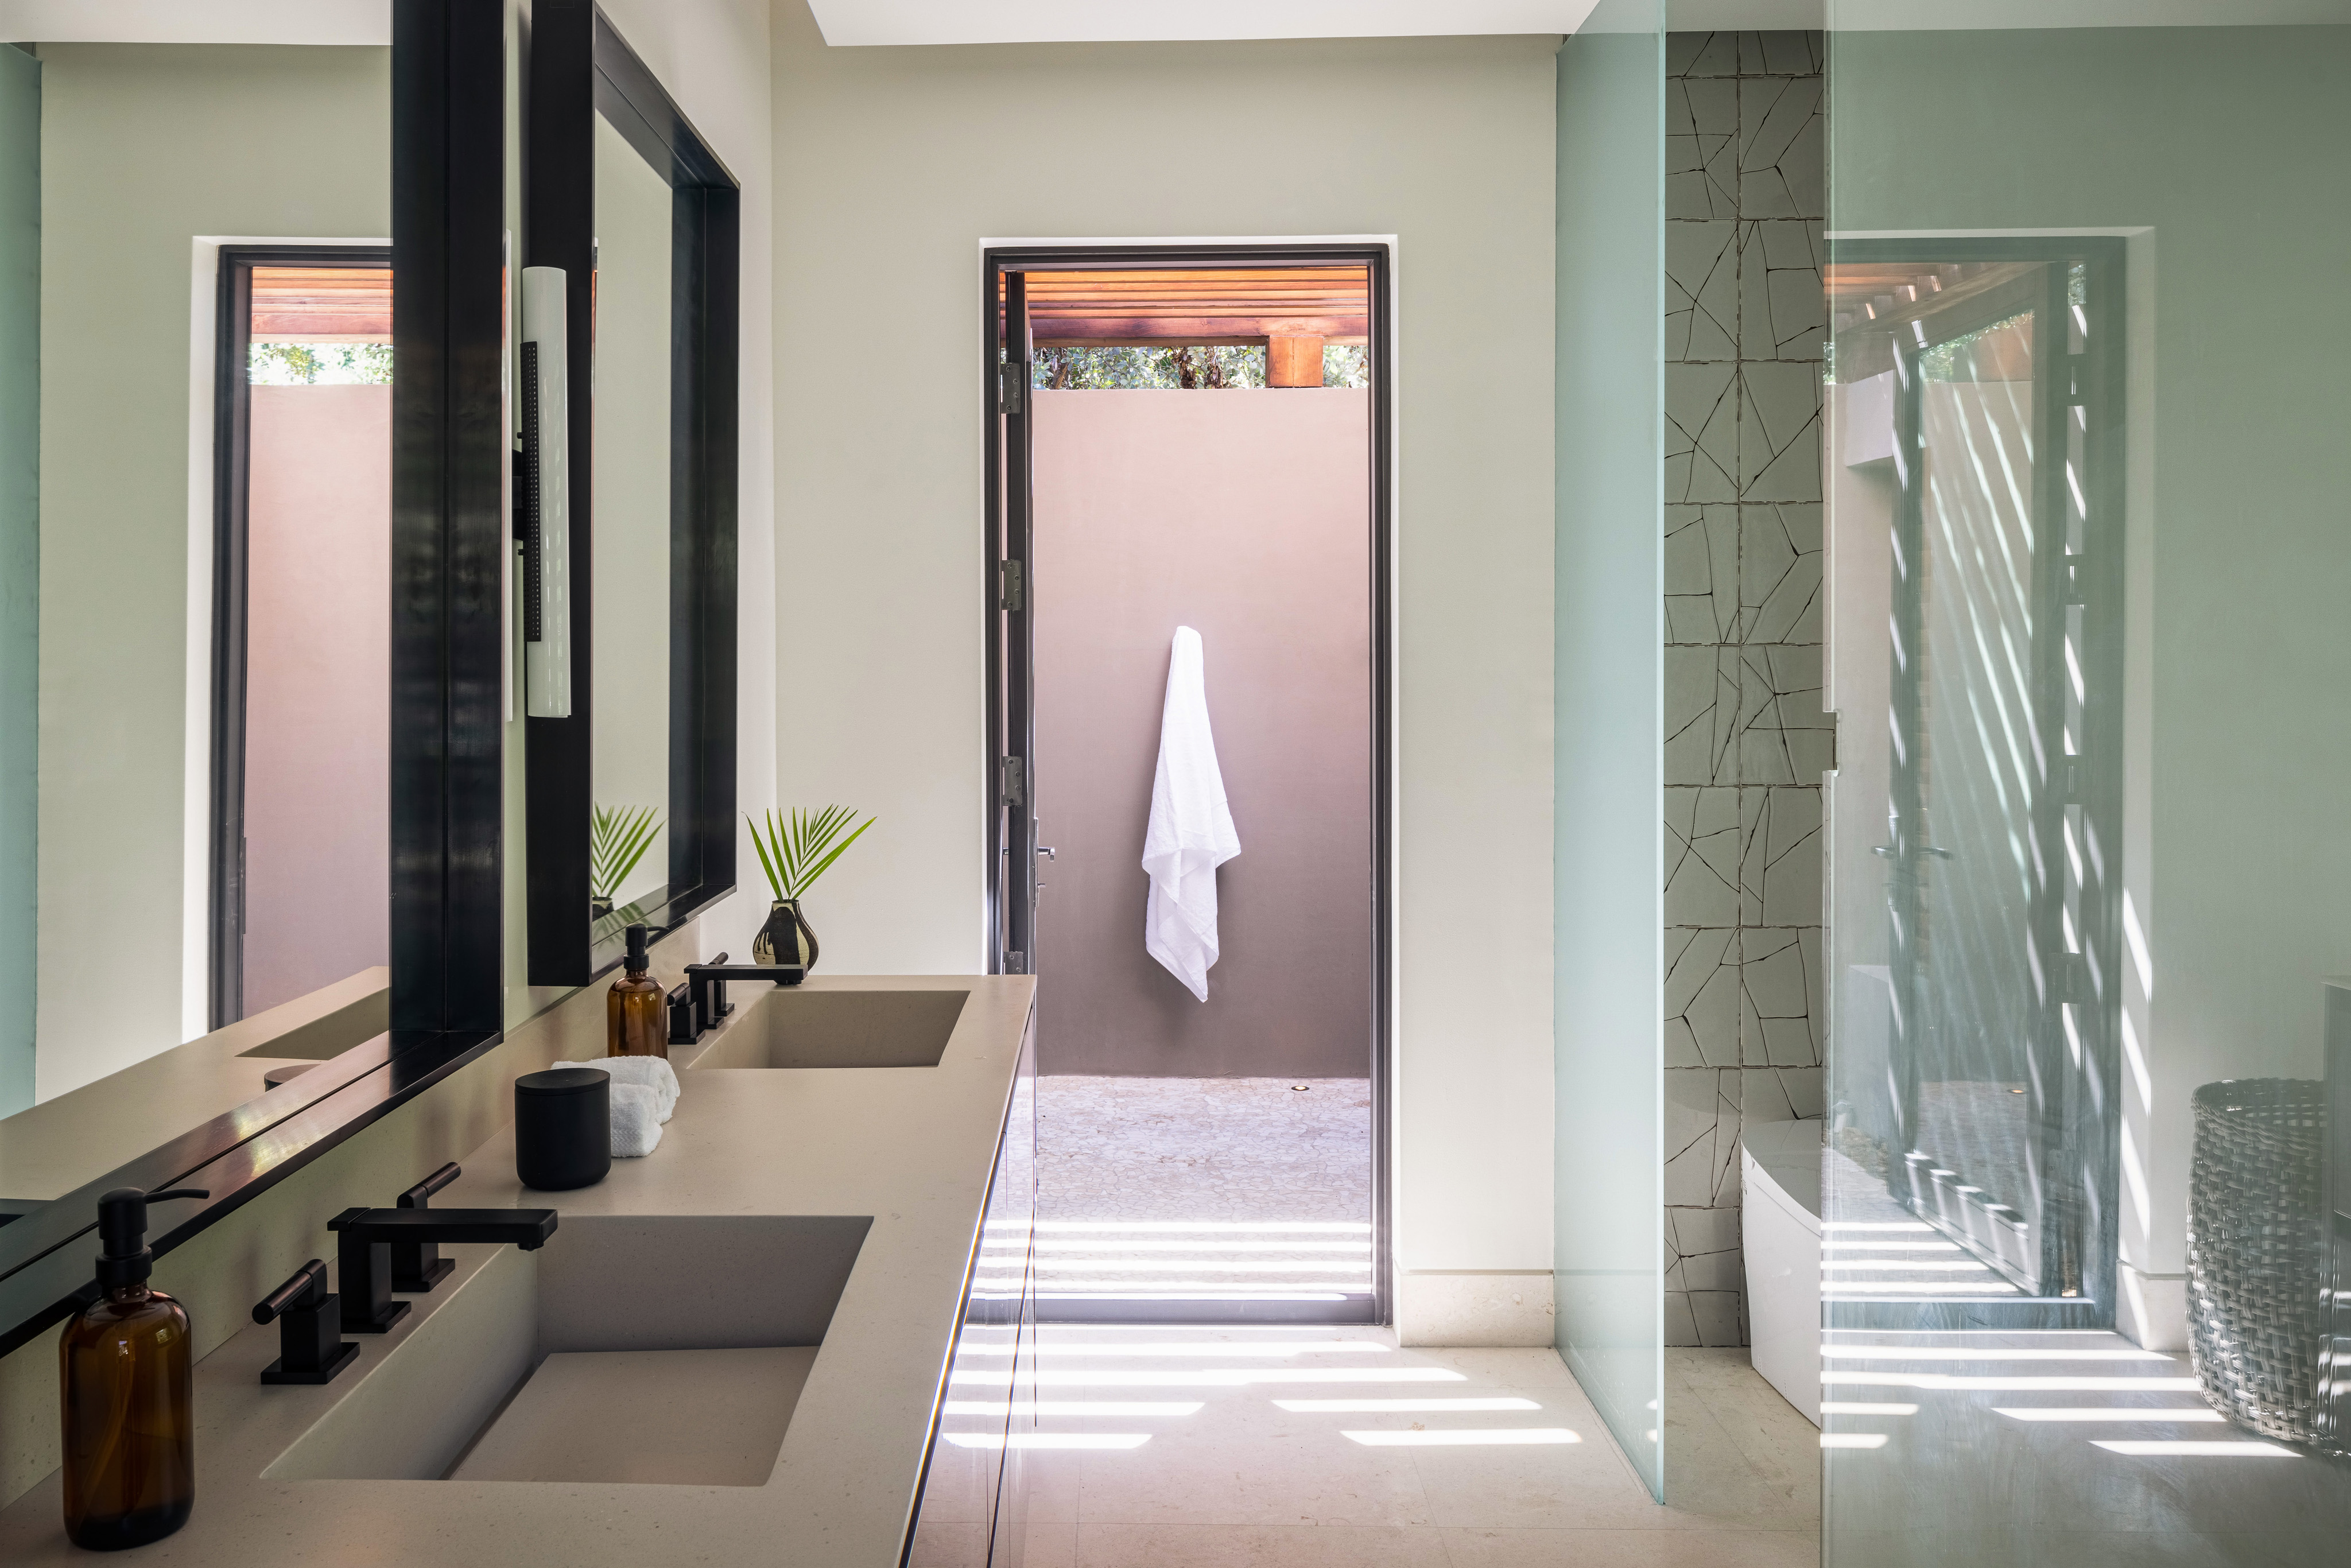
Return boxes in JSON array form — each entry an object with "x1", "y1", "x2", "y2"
[
  {"x1": 265, "y1": 1214, "x2": 868, "y2": 1487},
  {"x1": 687, "y1": 987, "x2": 967, "y2": 1070}
]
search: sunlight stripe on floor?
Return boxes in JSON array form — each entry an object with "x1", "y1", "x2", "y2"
[
  {"x1": 950, "y1": 1367, "x2": 1468, "y2": 1388},
  {"x1": 1275, "y1": 1398, "x2": 1541, "y2": 1413},
  {"x1": 958, "y1": 1341, "x2": 1389, "y2": 1357},
  {"x1": 1343, "y1": 1428, "x2": 1579, "y2": 1446},
  {"x1": 1824, "y1": 1346, "x2": 2171, "y2": 1362},
  {"x1": 1992, "y1": 1407, "x2": 2222, "y2": 1423},
  {"x1": 1035, "y1": 1220, "x2": 1371, "y2": 1233},
  {"x1": 941, "y1": 1433, "x2": 1151, "y2": 1450},
  {"x1": 942, "y1": 1400, "x2": 1204, "y2": 1416},
  {"x1": 2092, "y1": 1440, "x2": 2298, "y2": 1458}
]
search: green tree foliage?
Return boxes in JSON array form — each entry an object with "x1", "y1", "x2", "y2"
[
  {"x1": 250, "y1": 341, "x2": 393, "y2": 386},
  {"x1": 1031, "y1": 343, "x2": 1371, "y2": 390}
]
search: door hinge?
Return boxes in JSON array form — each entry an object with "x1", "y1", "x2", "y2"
[
  {"x1": 997, "y1": 360, "x2": 1026, "y2": 416},
  {"x1": 998, "y1": 558, "x2": 1024, "y2": 612},
  {"x1": 999, "y1": 755, "x2": 1025, "y2": 806}
]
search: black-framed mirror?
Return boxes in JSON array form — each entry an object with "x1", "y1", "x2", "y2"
[
  {"x1": 523, "y1": 1, "x2": 738, "y2": 987},
  {"x1": 0, "y1": 0, "x2": 512, "y2": 1358}
]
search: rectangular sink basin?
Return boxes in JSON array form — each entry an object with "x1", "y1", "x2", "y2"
[
  {"x1": 449, "y1": 1346, "x2": 816, "y2": 1485},
  {"x1": 688, "y1": 987, "x2": 967, "y2": 1069},
  {"x1": 266, "y1": 1214, "x2": 868, "y2": 1487}
]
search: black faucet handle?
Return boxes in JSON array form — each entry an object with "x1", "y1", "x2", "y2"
[
  {"x1": 390, "y1": 1163, "x2": 462, "y2": 1293},
  {"x1": 255, "y1": 1259, "x2": 359, "y2": 1385},
  {"x1": 253, "y1": 1259, "x2": 328, "y2": 1324},
  {"x1": 398, "y1": 1163, "x2": 462, "y2": 1209}
]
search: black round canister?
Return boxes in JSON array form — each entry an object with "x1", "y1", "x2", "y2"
[{"x1": 515, "y1": 1068, "x2": 611, "y2": 1190}]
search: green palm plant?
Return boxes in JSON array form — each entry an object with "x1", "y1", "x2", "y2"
[
  {"x1": 590, "y1": 803, "x2": 664, "y2": 906},
  {"x1": 748, "y1": 806, "x2": 875, "y2": 901}
]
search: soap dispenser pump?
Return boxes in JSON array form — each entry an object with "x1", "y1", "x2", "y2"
[
  {"x1": 60, "y1": 1185, "x2": 209, "y2": 1551},
  {"x1": 607, "y1": 922, "x2": 666, "y2": 1057}
]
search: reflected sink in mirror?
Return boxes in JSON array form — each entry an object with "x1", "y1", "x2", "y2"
[
  {"x1": 685, "y1": 988, "x2": 967, "y2": 1070},
  {"x1": 266, "y1": 1214, "x2": 868, "y2": 1487}
]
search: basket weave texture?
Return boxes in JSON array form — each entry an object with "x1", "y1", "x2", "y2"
[{"x1": 2185, "y1": 1077, "x2": 2325, "y2": 1443}]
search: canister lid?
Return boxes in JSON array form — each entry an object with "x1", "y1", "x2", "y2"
[{"x1": 517, "y1": 1067, "x2": 610, "y2": 1097}]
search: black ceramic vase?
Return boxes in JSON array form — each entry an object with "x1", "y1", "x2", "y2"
[{"x1": 753, "y1": 898, "x2": 818, "y2": 971}]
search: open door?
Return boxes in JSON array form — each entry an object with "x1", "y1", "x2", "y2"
[
  {"x1": 983, "y1": 244, "x2": 1392, "y2": 1327},
  {"x1": 1824, "y1": 241, "x2": 2123, "y2": 1321},
  {"x1": 988, "y1": 269, "x2": 1038, "y2": 976}
]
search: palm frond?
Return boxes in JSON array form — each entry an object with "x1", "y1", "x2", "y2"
[
  {"x1": 590, "y1": 803, "x2": 664, "y2": 901},
  {"x1": 747, "y1": 805, "x2": 875, "y2": 899},
  {"x1": 748, "y1": 810, "x2": 786, "y2": 902}
]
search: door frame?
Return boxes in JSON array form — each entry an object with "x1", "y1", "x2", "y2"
[
  {"x1": 207, "y1": 242, "x2": 394, "y2": 1029},
  {"x1": 981, "y1": 240, "x2": 1396, "y2": 1326}
]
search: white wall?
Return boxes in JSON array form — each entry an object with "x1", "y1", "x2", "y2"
[
  {"x1": 242, "y1": 383, "x2": 391, "y2": 1015},
  {"x1": 770, "y1": 1, "x2": 1558, "y2": 1340},
  {"x1": 33, "y1": 43, "x2": 387, "y2": 1100}
]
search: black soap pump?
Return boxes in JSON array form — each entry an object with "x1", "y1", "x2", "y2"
[{"x1": 59, "y1": 1186, "x2": 209, "y2": 1551}]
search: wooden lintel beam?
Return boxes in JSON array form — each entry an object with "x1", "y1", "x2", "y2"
[
  {"x1": 1023, "y1": 315, "x2": 1366, "y2": 340},
  {"x1": 1034, "y1": 336, "x2": 1370, "y2": 349}
]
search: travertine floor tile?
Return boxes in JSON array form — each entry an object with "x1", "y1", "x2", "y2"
[{"x1": 1074, "y1": 1522, "x2": 1454, "y2": 1567}]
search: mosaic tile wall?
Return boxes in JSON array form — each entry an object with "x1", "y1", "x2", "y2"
[{"x1": 1661, "y1": 29, "x2": 1828, "y2": 1349}]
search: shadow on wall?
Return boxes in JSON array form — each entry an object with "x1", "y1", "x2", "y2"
[{"x1": 1031, "y1": 389, "x2": 1372, "y2": 1080}]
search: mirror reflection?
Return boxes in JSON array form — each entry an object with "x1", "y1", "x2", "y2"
[
  {"x1": 587, "y1": 111, "x2": 673, "y2": 934},
  {"x1": 0, "y1": 37, "x2": 391, "y2": 1224}
]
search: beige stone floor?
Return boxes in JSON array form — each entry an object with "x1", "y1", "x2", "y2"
[{"x1": 922, "y1": 1326, "x2": 1820, "y2": 1566}]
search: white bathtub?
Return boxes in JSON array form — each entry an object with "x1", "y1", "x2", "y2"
[{"x1": 1741, "y1": 1119, "x2": 1823, "y2": 1426}]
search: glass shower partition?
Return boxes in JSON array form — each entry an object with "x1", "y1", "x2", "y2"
[
  {"x1": 1822, "y1": 4, "x2": 2351, "y2": 1563},
  {"x1": 1554, "y1": 0, "x2": 1665, "y2": 1502}
]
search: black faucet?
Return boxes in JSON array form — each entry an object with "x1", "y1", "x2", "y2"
[
  {"x1": 327, "y1": 1202, "x2": 557, "y2": 1333},
  {"x1": 671, "y1": 949, "x2": 802, "y2": 1045}
]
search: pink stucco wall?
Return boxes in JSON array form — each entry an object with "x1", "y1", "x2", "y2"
[
  {"x1": 242, "y1": 383, "x2": 390, "y2": 1015},
  {"x1": 1031, "y1": 388, "x2": 1373, "y2": 1079}
]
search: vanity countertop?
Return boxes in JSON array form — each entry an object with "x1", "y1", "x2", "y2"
[{"x1": 0, "y1": 973, "x2": 1035, "y2": 1568}]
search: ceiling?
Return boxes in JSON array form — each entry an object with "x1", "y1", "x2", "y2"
[
  {"x1": 0, "y1": 1, "x2": 389, "y2": 44},
  {"x1": 807, "y1": 0, "x2": 2344, "y2": 46},
  {"x1": 2, "y1": 0, "x2": 2329, "y2": 50},
  {"x1": 806, "y1": 1, "x2": 1604, "y2": 48}
]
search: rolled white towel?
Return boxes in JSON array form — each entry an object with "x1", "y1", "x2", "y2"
[
  {"x1": 555, "y1": 1055, "x2": 679, "y2": 1123},
  {"x1": 609, "y1": 1081, "x2": 664, "y2": 1158}
]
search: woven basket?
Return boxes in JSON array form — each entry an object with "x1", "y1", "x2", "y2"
[{"x1": 2185, "y1": 1078, "x2": 2325, "y2": 1443}]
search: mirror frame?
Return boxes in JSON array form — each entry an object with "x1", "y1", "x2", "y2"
[
  {"x1": 0, "y1": 0, "x2": 511, "y2": 1359},
  {"x1": 523, "y1": 1, "x2": 739, "y2": 987}
]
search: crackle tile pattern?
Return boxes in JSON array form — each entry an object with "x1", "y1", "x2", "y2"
[{"x1": 1663, "y1": 30, "x2": 1826, "y2": 1350}]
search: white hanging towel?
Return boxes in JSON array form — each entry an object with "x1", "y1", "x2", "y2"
[{"x1": 1142, "y1": 626, "x2": 1241, "y2": 1001}]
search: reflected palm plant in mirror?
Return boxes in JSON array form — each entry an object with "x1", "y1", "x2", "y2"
[
  {"x1": 746, "y1": 808, "x2": 875, "y2": 972},
  {"x1": 589, "y1": 803, "x2": 664, "y2": 921}
]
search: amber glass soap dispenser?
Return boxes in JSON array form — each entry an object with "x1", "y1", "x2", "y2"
[
  {"x1": 60, "y1": 1185, "x2": 209, "y2": 1551},
  {"x1": 608, "y1": 922, "x2": 666, "y2": 1057}
]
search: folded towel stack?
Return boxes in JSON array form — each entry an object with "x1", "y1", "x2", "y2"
[
  {"x1": 552, "y1": 1056, "x2": 681, "y2": 1158},
  {"x1": 607, "y1": 1084, "x2": 662, "y2": 1158}
]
